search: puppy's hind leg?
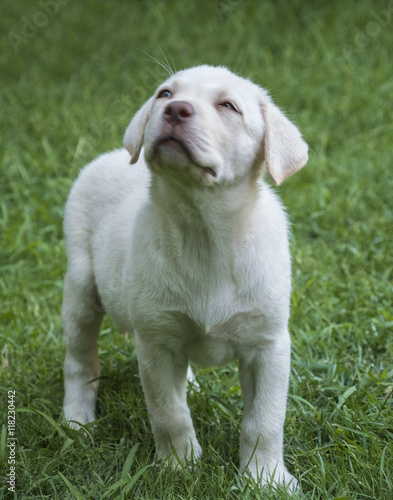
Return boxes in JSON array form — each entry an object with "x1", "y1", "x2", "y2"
[{"x1": 62, "y1": 269, "x2": 104, "y2": 428}]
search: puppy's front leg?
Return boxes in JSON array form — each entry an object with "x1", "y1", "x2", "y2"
[
  {"x1": 135, "y1": 333, "x2": 202, "y2": 464},
  {"x1": 239, "y1": 332, "x2": 297, "y2": 491}
]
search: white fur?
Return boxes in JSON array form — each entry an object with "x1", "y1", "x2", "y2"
[{"x1": 62, "y1": 65, "x2": 308, "y2": 491}]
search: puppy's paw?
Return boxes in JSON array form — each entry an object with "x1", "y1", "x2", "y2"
[
  {"x1": 63, "y1": 405, "x2": 96, "y2": 430},
  {"x1": 156, "y1": 438, "x2": 202, "y2": 469},
  {"x1": 244, "y1": 463, "x2": 299, "y2": 495}
]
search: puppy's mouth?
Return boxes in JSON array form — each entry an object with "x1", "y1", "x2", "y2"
[{"x1": 153, "y1": 136, "x2": 217, "y2": 178}]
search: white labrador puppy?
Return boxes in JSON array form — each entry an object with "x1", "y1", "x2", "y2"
[{"x1": 62, "y1": 65, "x2": 308, "y2": 490}]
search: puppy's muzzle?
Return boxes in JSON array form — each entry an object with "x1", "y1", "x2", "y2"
[
  {"x1": 151, "y1": 100, "x2": 217, "y2": 179},
  {"x1": 164, "y1": 101, "x2": 195, "y2": 125}
]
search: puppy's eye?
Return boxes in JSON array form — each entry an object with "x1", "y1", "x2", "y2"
[
  {"x1": 157, "y1": 89, "x2": 172, "y2": 98},
  {"x1": 220, "y1": 101, "x2": 239, "y2": 112}
]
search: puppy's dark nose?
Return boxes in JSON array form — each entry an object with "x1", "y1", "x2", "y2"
[{"x1": 164, "y1": 101, "x2": 195, "y2": 125}]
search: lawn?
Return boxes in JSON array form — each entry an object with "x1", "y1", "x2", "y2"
[{"x1": 1, "y1": 1, "x2": 392, "y2": 498}]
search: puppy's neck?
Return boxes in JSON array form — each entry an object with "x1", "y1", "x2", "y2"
[{"x1": 149, "y1": 173, "x2": 260, "y2": 253}]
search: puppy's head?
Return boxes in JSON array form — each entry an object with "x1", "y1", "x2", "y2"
[{"x1": 124, "y1": 65, "x2": 308, "y2": 186}]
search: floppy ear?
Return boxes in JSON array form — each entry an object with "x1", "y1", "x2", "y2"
[
  {"x1": 261, "y1": 97, "x2": 308, "y2": 185},
  {"x1": 123, "y1": 97, "x2": 154, "y2": 164}
]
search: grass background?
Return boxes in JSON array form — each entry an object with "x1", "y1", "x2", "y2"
[{"x1": 1, "y1": 0, "x2": 392, "y2": 498}]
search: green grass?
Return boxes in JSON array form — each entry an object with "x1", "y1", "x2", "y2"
[{"x1": 1, "y1": 0, "x2": 392, "y2": 498}]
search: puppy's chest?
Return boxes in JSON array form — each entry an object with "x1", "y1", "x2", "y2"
[
  {"x1": 135, "y1": 297, "x2": 267, "y2": 366},
  {"x1": 183, "y1": 309, "x2": 268, "y2": 366},
  {"x1": 137, "y1": 245, "x2": 253, "y2": 326},
  {"x1": 132, "y1": 257, "x2": 269, "y2": 365}
]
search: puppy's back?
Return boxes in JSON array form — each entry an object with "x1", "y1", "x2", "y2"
[{"x1": 64, "y1": 149, "x2": 149, "y2": 243}]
